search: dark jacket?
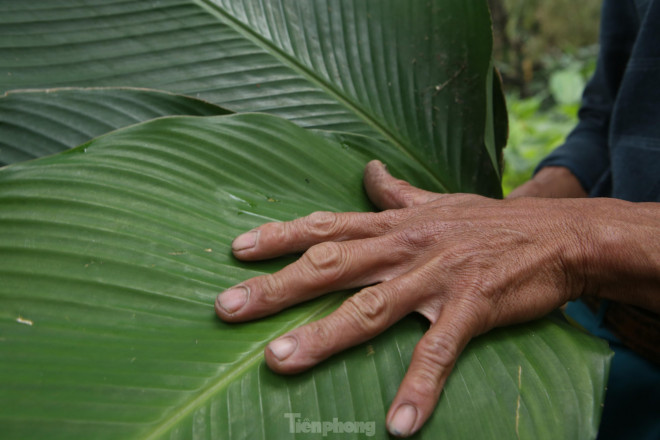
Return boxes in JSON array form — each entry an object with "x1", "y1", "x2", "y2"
[{"x1": 536, "y1": 0, "x2": 660, "y2": 202}]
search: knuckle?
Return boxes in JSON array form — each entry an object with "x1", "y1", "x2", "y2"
[
  {"x1": 305, "y1": 321, "x2": 333, "y2": 344},
  {"x1": 395, "y1": 222, "x2": 440, "y2": 248},
  {"x1": 299, "y1": 321, "x2": 336, "y2": 363},
  {"x1": 351, "y1": 289, "x2": 388, "y2": 320},
  {"x1": 256, "y1": 274, "x2": 285, "y2": 306},
  {"x1": 302, "y1": 242, "x2": 345, "y2": 281},
  {"x1": 406, "y1": 367, "x2": 443, "y2": 398},
  {"x1": 304, "y1": 211, "x2": 339, "y2": 238},
  {"x1": 416, "y1": 331, "x2": 459, "y2": 371},
  {"x1": 341, "y1": 289, "x2": 388, "y2": 334},
  {"x1": 412, "y1": 192, "x2": 432, "y2": 206}
]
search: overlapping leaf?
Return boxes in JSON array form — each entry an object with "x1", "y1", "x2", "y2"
[
  {"x1": 0, "y1": 114, "x2": 610, "y2": 439},
  {"x1": 0, "y1": 87, "x2": 230, "y2": 166},
  {"x1": 0, "y1": 0, "x2": 502, "y2": 195},
  {"x1": 0, "y1": 1, "x2": 611, "y2": 439}
]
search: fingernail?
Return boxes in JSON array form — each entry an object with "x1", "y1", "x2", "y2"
[
  {"x1": 232, "y1": 231, "x2": 258, "y2": 251},
  {"x1": 389, "y1": 404, "x2": 418, "y2": 437},
  {"x1": 269, "y1": 336, "x2": 297, "y2": 361},
  {"x1": 216, "y1": 286, "x2": 248, "y2": 314}
]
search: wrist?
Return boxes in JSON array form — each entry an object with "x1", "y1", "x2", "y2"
[
  {"x1": 550, "y1": 199, "x2": 597, "y2": 302},
  {"x1": 573, "y1": 199, "x2": 660, "y2": 312}
]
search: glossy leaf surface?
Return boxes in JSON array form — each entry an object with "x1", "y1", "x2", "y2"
[
  {"x1": 0, "y1": 114, "x2": 611, "y2": 439},
  {"x1": 0, "y1": 87, "x2": 230, "y2": 166},
  {"x1": 0, "y1": 0, "x2": 502, "y2": 195}
]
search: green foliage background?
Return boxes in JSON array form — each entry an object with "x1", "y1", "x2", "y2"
[
  {"x1": 501, "y1": 51, "x2": 597, "y2": 194},
  {"x1": 491, "y1": 0, "x2": 601, "y2": 195}
]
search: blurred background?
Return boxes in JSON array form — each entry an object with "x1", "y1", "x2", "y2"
[{"x1": 489, "y1": 0, "x2": 602, "y2": 195}]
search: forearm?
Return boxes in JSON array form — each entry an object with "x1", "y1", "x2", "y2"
[
  {"x1": 579, "y1": 198, "x2": 660, "y2": 313},
  {"x1": 508, "y1": 166, "x2": 588, "y2": 199}
]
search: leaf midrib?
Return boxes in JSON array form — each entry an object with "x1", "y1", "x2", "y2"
[
  {"x1": 142, "y1": 294, "x2": 345, "y2": 439},
  {"x1": 194, "y1": 0, "x2": 451, "y2": 193}
]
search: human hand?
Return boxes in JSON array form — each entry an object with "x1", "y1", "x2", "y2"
[
  {"x1": 507, "y1": 166, "x2": 588, "y2": 199},
  {"x1": 215, "y1": 160, "x2": 590, "y2": 437}
]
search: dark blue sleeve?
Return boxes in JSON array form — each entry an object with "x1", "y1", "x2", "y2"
[
  {"x1": 535, "y1": 69, "x2": 612, "y2": 192},
  {"x1": 535, "y1": 0, "x2": 639, "y2": 193}
]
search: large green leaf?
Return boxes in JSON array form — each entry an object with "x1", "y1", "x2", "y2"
[
  {"x1": 0, "y1": 1, "x2": 609, "y2": 438},
  {"x1": 0, "y1": 0, "x2": 501, "y2": 196},
  {"x1": 0, "y1": 87, "x2": 231, "y2": 166},
  {"x1": 0, "y1": 114, "x2": 611, "y2": 439}
]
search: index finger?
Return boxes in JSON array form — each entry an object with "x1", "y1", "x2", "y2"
[{"x1": 231, "y1": 210, "x2": 393, "y2": 261}]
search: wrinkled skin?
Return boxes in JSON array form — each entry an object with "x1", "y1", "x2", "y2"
[{"x1": 216, "y1": 160, "x2": 660, "y2": 437}]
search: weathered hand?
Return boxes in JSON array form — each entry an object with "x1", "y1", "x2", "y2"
[{"x1": 215, "y1": 160, "x2": 591, "y2": 437}]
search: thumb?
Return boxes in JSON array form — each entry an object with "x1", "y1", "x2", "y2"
[{"x1": 363, "y1": 160, "x2": 440, "y2": 210}]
